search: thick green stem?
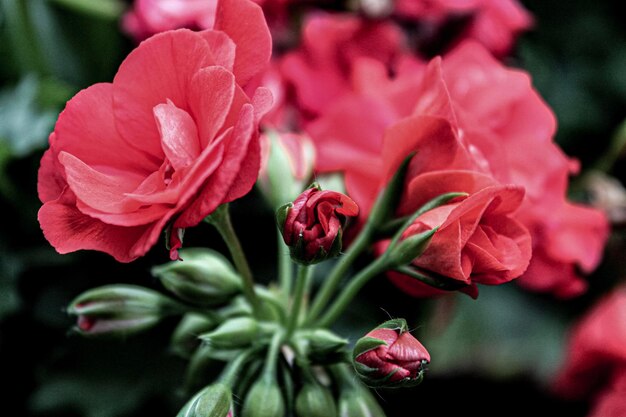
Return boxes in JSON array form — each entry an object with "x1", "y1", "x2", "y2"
[
  {"x1": 316, "y1": 257, "x2": 389, "y2": 328},
  {"x1": 277, "y1": 231, "x2": 293, "y2": 305},
  {"x1": 206, "y1": 205, "x2": 261, "y2": 317},
  {"x1": 220, "y1": 348, "x2": 258, "y2": 388},
  {"x1": 306, "y1": 222, "x2": 375, "y2": 324},
  {"x1": 286, "y1": 265, "x2": 311, "y2": 337},
  {"x1": 262, "y1": 330, "x2": 284, "y2": 381}
]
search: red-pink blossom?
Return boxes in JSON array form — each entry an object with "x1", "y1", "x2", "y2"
[
  {"x1": 38, "y1": 0, "x2": 272, "y2": 262},
  {"x1": 307, "y1": 41, "x2": 608, "y2": 297}
]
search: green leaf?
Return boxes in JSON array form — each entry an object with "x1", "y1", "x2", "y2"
[{"x1": 0, "y1": 76, "x2": 56, "y2": 157}]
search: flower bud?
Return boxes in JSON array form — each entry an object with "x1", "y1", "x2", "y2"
[
  {"x1": 152, "y1": 248, "x2": 242, "y2": 306},
  {"x1": 295, "y1": 381, "x2": 337, "y2": 417},
  {"x1": 353, "y1": 319, "x2": 430, "y2": 388},
  {"x1": 241, "y1": 378, "x2": 285, "y2": 417},
  {"x1": 295, "y1": 329, "x2": 349, "y2": 364},
  {"x1": 176, "y1": 383, "x2": 233, "y2": 417},
  {"x1": 338, "y1": 387, "x2": 386, "y2": 417},
  {"x1": 278, "y1": 184, "x2": 359, "y2": 265},
  {"x1": 199, "y1": 317, "x2": 259, "y2": 349},
  {"x1": 258, "y1": 131, "x2": 316, "y2": 208},
  {"x1": 67, "y1": 284, "x2": 184, "y2": 337},
  {"x1": 171, "y1": 313, "x2": 216, "y2": 358}
]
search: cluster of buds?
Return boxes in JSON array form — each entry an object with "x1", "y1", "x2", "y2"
[{"x1": 65, "y1": 152, "x2": 446, "y2": 417}]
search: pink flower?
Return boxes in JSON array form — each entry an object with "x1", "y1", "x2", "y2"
[
  {"x1": 280, "y1": 187, "x2": 359, "y2": 264},
  {"x1": 308, "y1": 41, "x2": 608, "y2": 298},
  {"x1": 394, "y1": 0, "x2": 532, "y2": 56},
  {"x1": 553, "y1": 287, "x2": 626, "y2": 400},
  {"x1": 281, "y1": 12, "x2": 405, "y2": 118},
  {"x1": 123, "y1": 0, "x2": 217, "y2": 41},
  {"x1": 384, "y1": 182, "x2": 531, "y2": 298},
  {"x1": 38, "y1": 0, "x2": 272, "y2": 262}
]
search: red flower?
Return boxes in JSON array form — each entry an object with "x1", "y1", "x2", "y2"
[
  {"x1": 308, "y1": 41, "x2": 608, "y2": 298},
  {"x1": 38, "y1": 0, "x2": 272, "y2": 262},
  {"x1": 553, "y1": 287, "x2": 626, "y2": 400},
  {"x1": 281, "y1": 12, "x2": 405, "y2": 118},
  {"x1": 384, "y1": 182, "x2": 531, "y2": 297},
  {"x1": 394, "y1": 0, "x2": 532, "y2": 56},
  {"x1": 280, "y1": 187, "x2": 359, "y2": 264}
]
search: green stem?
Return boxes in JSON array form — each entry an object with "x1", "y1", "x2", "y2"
[
  {"x1": 306, "y1": 222, "x2": 375, "y2": 324},
  {"x1": 277, "y1": 230, "x2": 293, "y2": 305},
  {"x1": 316, "y1": 257, "x2": 389, "y2": 328},
  {"x1": 286, "y1": 265, "x2": 311, "y2": 337},
  {"x1": 220, "y1": 348, "x2": 259, "y2": 388},
  {"x1": 206, "y1": 205, "x2": 261, "y2": 317},
  {"x1": 262, "y1": 330, "x2": 284, "y2": 381}
]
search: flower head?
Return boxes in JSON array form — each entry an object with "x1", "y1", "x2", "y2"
[
  {"x1": 353, "y1": 318, "x2": 430, "y2": 388},
  {"x1": 278, "y1": 185, "x2": 359, "y2": 264},
  {"x1": 38, "y1": 0, "x2": 273, "y2": 262}
]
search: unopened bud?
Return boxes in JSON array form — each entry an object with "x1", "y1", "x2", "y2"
[
  {"x1": 67, "y1": 284, "x2": 183, "y2": 337},
  {"x1": 241, "y1": 378, "x2": 285, "y2": 417},
  {"x1": 200, "y1": 317, "x2": 259, "y2": 349},
  {"x1": 338, "y1": 386, "x2": 386, "y2": 417},
  {"x1": 295, "y1": 381, "x2": 337, "y2": 417},
  {"x1": 152, "y1": 248, "x2": 242, "y2": 306},
  {"x1": 278, "y1": 184, "x2": 359, "y2": 265},
  {"x1": 258, "y1": 131, "x2": 316, "y2": 208},
  {"x1": 295, "y1": 329, "x2": 349, "y2": 364},
  {"x1": 353, "y1": 318, "x2": 430, "y2": 388},
  {"x1": 171, "y1": 313, "x2": 217, "y2": 358},
  {"x1": 176, "y1": 383, "x2": 233, "y2": 417}
]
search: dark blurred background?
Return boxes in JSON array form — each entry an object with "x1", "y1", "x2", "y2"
[{"x1": 0, "y1": 0, "x2": 625, "y2": 415}]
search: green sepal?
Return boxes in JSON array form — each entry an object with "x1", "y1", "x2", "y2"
[
  {"x1": 352, "y1": 336, "x2": 388, "y2": 360},
  {"x1": 395, "y1": 266, "x2": 475, "y2": 293},
  {"x1": 385, "y1": 227, "x2": 438, "y2": 268},
  {"x1": 275, "y1": 202, "x2": 292, "y2": 235},
  {"x1": 241, "y1": 378, "x2": 285, "y2": 417},
  {"x1": 374, "y1": 318, "x2": 409, "y2": 332},
  {"x1": 170, "y1": 313, "x2": 217, "y2": 359},
  {"x1": 366, "y1": 153, "x2": 415, "y2": 231},
  {"x1": 295, "y1": 381, "x2": 337, "y2": 417}
]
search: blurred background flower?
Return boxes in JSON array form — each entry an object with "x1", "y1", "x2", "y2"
[{"x1": 0, "y1": 0, "x2": 625, "y2": 416}]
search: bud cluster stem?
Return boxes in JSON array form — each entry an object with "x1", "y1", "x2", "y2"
[
  {"x1": 278, "y1": 231, "x2": 293, "y2": 305},
  {"x1": 206, "y1": 205, "x2": 261, "y2": 318},
  {"x1": 287, "y1": 265, "x2": 312, "y2": 338},
  {"x1": 306, "y1": 221, "x2": 375, "y2": 324},
  {"x1": 316, "y1": 256, "x2": 390, "y2": 328}
]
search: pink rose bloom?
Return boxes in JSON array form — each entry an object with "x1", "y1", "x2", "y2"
[
  {"x1": 38, "y1": 0, "x2": 272, "y2": 262},
  {"x1": 394, "y1": 0, "x2": 532, "y2": 56},
  {"x1": 553, "y1": 287, "x2": 626, "y2": 400},
  {"x1": 281, "y1": 12, "x2": 405, "y2": 118},
  {"x1": 308, "y1": 41, "x2": 607, "y2": 297}
]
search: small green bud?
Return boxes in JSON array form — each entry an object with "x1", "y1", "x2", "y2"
[
  {"x1": 152, "y1": 248, "x2": 242, "y2": 306},
  {"x1": 171, "y1": 313, "x2": 217, "y2": 358},
  {"x1": 295, "y1": 329, "x2": 349, "y2": 364},
  {"x1": 242, "y1": 378, "x2": 285, "y2": 417},
  {"x1": 67, "y1": 284, "x2": 183, "y2": 337},
  {"x1": 200, "y1": 317, "x2": 259, "y2": 349},
  {"x1": 295, "y1": 382, "x2": 337, "y2": 417},
  {"x1": 257, "y1": 131, "x2": 316, "y2": 209},
  {"x1": 338, "y1": 387, "x2": 386, "y2": 417},
  {"x1": 177, "y1": 383, "x2": 233, "y2": 417}
]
